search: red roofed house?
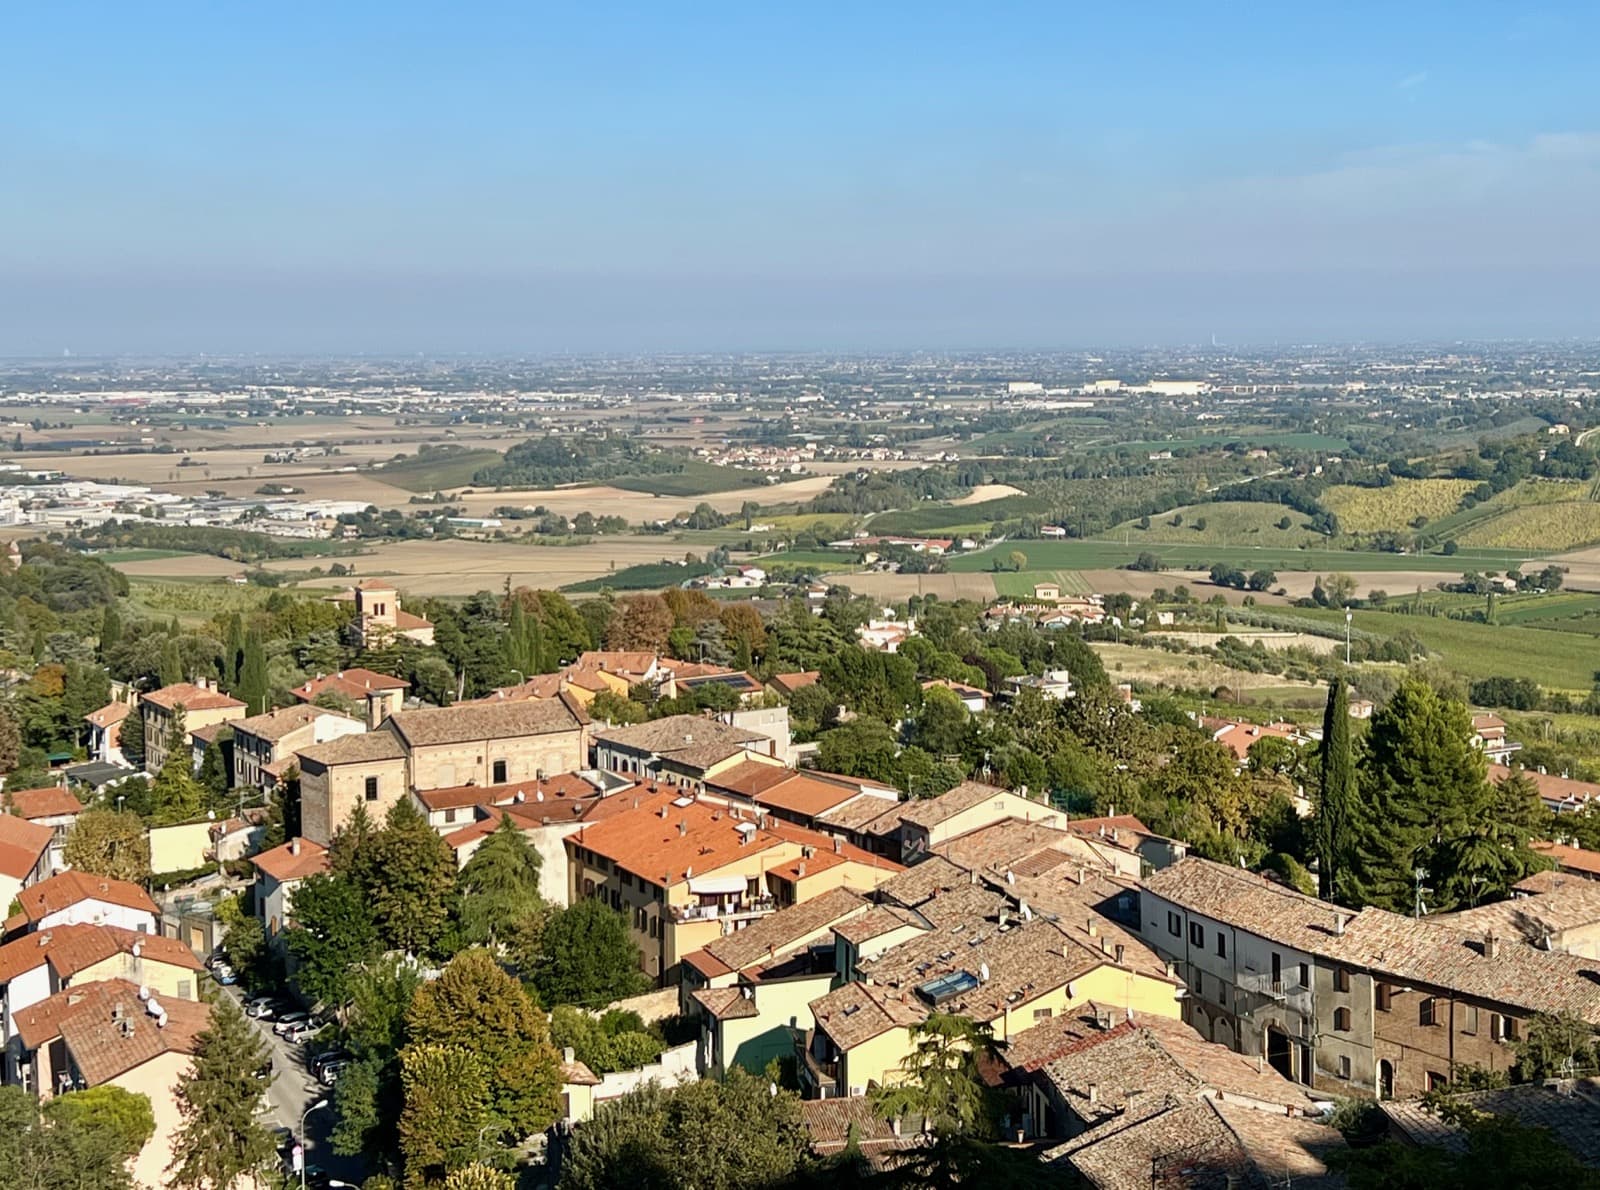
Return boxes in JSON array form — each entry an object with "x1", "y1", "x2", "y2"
[
  {"x1": 288, "y1": 667, "x2": 410, "y2": 727},
  {"x1": 566, "y1": 788, "x2": 902, "y2": 984},
  {"x1": 12, "y1": 978, "x2": 211, "y2": 1186},
  {"x1": 249, "y1": 837, "x2": 330, "y2": 942},
  {"x1": 0, "y1": 812, "x2": 55, "y2": 919},
  {"x1": 84, "y1": 700, "x2": 132, "y2": 765},
  {"x1": 5, "y1": 785, "x2": 82, "y2": 872},
  {"x1": 350, "y1": 580, "x2": 435, "y2": 648},
  {"x1": 9, "y1": 871, "x2": 160, "y2": 937},
  {"x1": 139, "y1": 678, "x2": 246, "y2": 773}
]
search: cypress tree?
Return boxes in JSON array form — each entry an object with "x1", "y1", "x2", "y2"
[
  {"x1": 99, "y1": 604, "x2": 123, "y2": 656},
  {"x1": 237, "y1": 631, "x2": 269, "y2": 715},
  {"x1": 1317, "y1": 680, "x2": 1355, "y2": 902},
  {"x1": 167, "y1": 994, "x2": 278, "y2": 1190},
  {"x1": 159, "y1": 638, "x2": 184, "y2": 687},
  {"x1": 224, "y1": 613, "x2": 245, "y2": 689}
]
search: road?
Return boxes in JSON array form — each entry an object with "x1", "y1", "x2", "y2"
[{"x1": 225, "y1": 986, "x2": 366, "y2": 1185}]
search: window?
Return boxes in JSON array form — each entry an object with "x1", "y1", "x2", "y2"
[
  {"x1": 444, "y1": 808, "x2": 457, "y2": 824},
  {"x1": 610, "y1": 890, "x2": 621, "y2": 911},
  {"x1": 1333, "y1": 1007, "x2": 1352, "y2": 1032},
  {"x1": 1189, "y1": 921, "x2": 1204, "y2": 947},
  {"x1": 1491, "y1": 1014, "x2": 1519, "y2": 1043},
  {"x1": 1271, "y1": 952, "x2": 1282, "y2": 985},
  {"x1": 364, "y1": 776, "x2": 379, "y2": 801},
  {"x1": 1298, "y1": 962, "x2": 1310, "y2": 988},
  {"x1": 1168, "y1": 911, "x2": 1181, "y2": 937},
  {"x1": 1334, "y1": 966, "x2": 1351, "y2": 993},
  {"x1": 1337, "y1": 1055, "x2": 1352, "y2": 1080},
  {"x1": 1427, "y1": 1072, "x2": 1447, "y2": 1093},
  {"x1": 649, "y1": 918, "x2": 659, "y2": 939},
  {"x1": 177, "y1": 980, "x2": 192, "y2": 999},
  {"x1": 492, "y1": 759, "x2": 508, "y2": 784},
  {"x1": 1462, "y1": 1005, "x2": 1480, "y2": 1035},
  {"x1": 1033, "y1": 1008, "x2": 1053, "y2": 1022},
  {"x1": 1419, "y1": 998, "x2": 1437, "y2": 1027},
  {"x1": 621, "y1": 871, "x2": 633, "y2": 889},
  {"x1": 1376, "y1": 983, "x2": 1393, "y2": 1012},
  {"x1": 1216, "y1": 932, "x2": 1227, "y2": 959}
]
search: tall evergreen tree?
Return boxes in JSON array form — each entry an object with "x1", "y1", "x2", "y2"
[
  {"x1": 98, "y1": 604, "x2": 123, "y2": 657},
  {"x1": 457, "y1": 815, "x2": 543, "y2": 947},
  {"x1": 167, "y1": 994, "x2": 278, "y2": 1190},
  {"x1": 117, "y1": 706, "x2": 145, "y2": 769},
  {"x1": 1317, "y1": 680, "x2": 1356, "y2": 902},
  {"x1": 158, "y1": 638, "x2": 183, "y2": 687},
  {"x1": 237, "y1": 631, "x2": 269, "y2": 715},
  {"x1": 223, "y1": 613, "x2": 245, "y2": 689},
  {"x1": 363, "y1": 800, "x2": 457, "y2": 955}
]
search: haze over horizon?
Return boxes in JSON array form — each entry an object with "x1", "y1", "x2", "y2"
[{"x1": 6, "y1": 2, "x2": 1599, "y2": 355}]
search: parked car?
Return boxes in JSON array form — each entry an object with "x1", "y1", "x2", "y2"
[
  {"x1": 318, "y1": 1058, "x2": 352, "y2": 1085},
  {"x1": 243, "y1": 996, "x2": 278, "y2": 1019},
  {"x1": 272, "y1": 1011, "x2": 309, "y2": 1037},
  {"x1": 308, "y1": 1048, "x2": 352, "y2": 1078},
  {"x1": 283, "y1": 1018, "x2": 322, "y2": 1044},
  {"x1": 213, "y1": 964, "x2": 237, "y2": 986}
]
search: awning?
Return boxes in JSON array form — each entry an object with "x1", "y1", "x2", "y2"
[{"x1": 687, "y1": 874, "x2": 747, "y2": 896}]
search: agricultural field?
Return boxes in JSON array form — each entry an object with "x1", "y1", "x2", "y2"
[
  {"x1": 991, "y1": 569, "x2": 1094, "y2": 597},
  {"x1": 1456, "y1": 501, "x2": 1600, "y2": 551},
  {"x1": 443, "y1": 474, "x2": 836, "y2": 521},
  {"x1": 563, "y1": 559, "x2": 716, "y2": 593},
  {"x1": 866, "y1": 493, "x2": 1048, "y2": 536},
  {"x1": 1109, "y1": 501, "x2": 1324, "y2": 547},
  {"x1": 608, "y1": 461, "x2": 770, "y2": 497},
  {"x1": 950, "y1": 538, "x2": 1533, "y2": 575},
  {"x1": 1084, "y1": 431, "x2": 1350, "y2": 454},
  {"x1": 750, "y1": 549, "x2": 859, "y2": 571},
  {"x1": 1090, "y1": 642, "x2": 1324, "y2": 707},
  {"x1": 1323, "y1": 479, "x2": 1476, "y2": 533},
  {"x1": 1279, "y1": 605, "x2": 1600, "y2": 691},
  {"x1": 371, "y1": 448, "x2": 502, "y2": 491},
  {"x1": 828, "y1": 570, "x2": 1000, "y2": 603}
]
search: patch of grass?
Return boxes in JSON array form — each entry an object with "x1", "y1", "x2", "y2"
[
  {"x1": 609, "y1": 462, "x2": 768, "y2": 497},
  {"x1": 1086, "y1": 431, "x2": 1350, "y2": 454},
  {"x1": 1110, "y1": 501, "x2": 1323, "y2": 547},
  {"x1": 1457, "y1": 501, "x2": 1600, "y2": 551},
  {"x1": 1324, "y1": 479, "x2": 1476, "y2": 534},
  {"x1": 373, "y1": 448, "x2": 503, "y2": 491},
  {"x1": 949, "y1": 539, "x2": 1536, "y2": 574},
  {"x1": 562, "y1": 560, "x2": 717, "y2": 593},
  {"x1": 94, "y1": 548, "x2": 197, "y2": 563}
]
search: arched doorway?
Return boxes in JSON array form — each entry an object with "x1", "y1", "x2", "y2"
[
  {"x1": 1266, "y1": 1027, "x2": 1294, "y2": 1081},
  {"x1": 1378, "y1": 1059, "x2": 1395, "y2": 1100}
]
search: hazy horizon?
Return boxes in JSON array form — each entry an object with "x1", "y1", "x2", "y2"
[{"x1": 6, "y1": 2, "x2": 1598, "y2": 354}]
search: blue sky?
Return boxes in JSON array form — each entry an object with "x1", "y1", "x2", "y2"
[{"x1": 3, "y1": 2, "x2": 1598, "y2": 352}]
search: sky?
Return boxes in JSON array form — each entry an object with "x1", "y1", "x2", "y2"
[{"x1": 3, "y1": 1, "x2": 1599, "y2": 354}]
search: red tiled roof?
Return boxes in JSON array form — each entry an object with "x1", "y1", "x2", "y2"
[
  {"x1": 13, "y1": 871, "x2": 158, "y2": 923},
  {"x1": 249, "y1": 838, "x2": 330, "y2": 883},
  {"x1": 1534, "y1": 840, "x2": 1600, "y2": 877},
  {"x1": 0, "y1": 922, "x2": 202, "y2": 984},
  {"x1": 141, "y1": 682, "x2": 245, "y2": 712},
  {"x1": 5, "y1": 786, "x2": 84, "y2": 820},
  {"x1": 0, "y1": 813, "x2": 54, "y2": 879},
  {"x1": 414, "y1": 772, "x2": 603, "y2": 812},
  {"x1": 289, "y1": 668, "x2": 410, "y2": 704},
  {"x1": 84, "y1": 702, "x2": 131, "y2": 728},
  {"x1": 15, "y1": 979, "x2": 209, "y2": 1085}
]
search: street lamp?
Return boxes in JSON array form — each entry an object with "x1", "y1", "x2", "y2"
[
  {"x1": 299, "y1": 1098, "x2": 329, "y2": 1190},
  {"x1": 1344, "y1": 608, "x2": 1353, "y2": 666}
]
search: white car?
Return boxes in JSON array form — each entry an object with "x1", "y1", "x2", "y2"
[{"x1": 272, "y1": 1011, "x2": 309, "y2": 1037}]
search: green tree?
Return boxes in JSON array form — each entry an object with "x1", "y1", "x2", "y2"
[
  {"x1": 197, "y1": 729, "x2": 232, "y2": 800},
  {"x1": 116, "y1": 708, "x2": 144, "y2": 769},
  {"x1": 816, "y1": 718, "x2": 902, "y2": 786},
  {"x1": 405, "y1": 949, "x2": 562, "y2": 1140},
  {"x1": 167, "y1": 994, "x2": 278, "y2": 1190},
  {"x1": 237, "y1": 632, "x2": 269, "y2": 715},
  {"x1": 1513, "y1": 1012, "x2": 1599, "y2": 1081},
  {"x1": 62, "y1": 808, "x2": 151, "y2": 882},
  {"x1": 1007, "y1": 549, "x2": 1027, "y2": 572},
  {"x1": 1318, "y1": 681, "x2": 1356, "y2": 902},
  {"x1": 560, "y1": 1068, "x2": 810, "y2": 1190},
  {"x1": 158, "y1": 638, "x2": 183, "y2": 687},
  {"x1": 150, "y1": 708, "x2": 205, "y2": 824},
  {"x1": 98, "y1": 604, "x2": 123, "y2": 657},
  {"x1": 528, "y1": 899, "x2": 646, "y2": 1009},
  {"x1": 285, "y1": 873, "x2": 381, "y2": 1007},
  {"x1": 914, "y1": 685, "x2": 971, "y2": 757},
  {"x1": 0, "y1": 1084, "x2": 144, "y2": 1190},
  {"x1": 873, "y1": 1014, "x2": 1001, "y2": 1137},
  {"x1": 397, "y1": 1043, "x2": 490, "y2": 1189},
  {"x1": 332, "y1": 956, "x2": 425, "y2": 1163},
  {"x1": 457, "y1": 815, "x2": 543, "y2": 947},
  {"x1": 221, "y1": 915, "x2": 266, "y2": 985},
  {"x1": 43, "y1": 1085, "x2": 156, "y2": 1163},
  {"x1": 442, "y1": 1165, "x2": 515, "y2": 1190},
  {"x1": 363, "y1": 800, "x2": 457, "y2": 955},
  {"x1": 548, "y1": 1005, "x2": 666, "y2": 1075}
]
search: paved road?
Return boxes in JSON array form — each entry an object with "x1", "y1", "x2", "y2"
[{"x1": 225, "y1": 986, "x2": 366, "y2": 1185}]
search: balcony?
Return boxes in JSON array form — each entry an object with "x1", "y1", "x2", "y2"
[
  {"x1": 671, "y1": 896, "x2": 777, "y2": 925},
  {"x1": 797, "y1": 1030, "x2": 840, "y2": 1093},
  {"x1": 1236, "y1": 971, "x2": 1314, "y2": 1014}
]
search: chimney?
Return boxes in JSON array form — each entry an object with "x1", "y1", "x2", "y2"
[
  {"x1": 367, "y1": 691, "x2": 387, "y2": 729},
  {"x1": 833, "y1": 836, "x2": 843, "y2": 854},
  {"x1": 1115, "y1": 944, "x2": 1126, "y2": 964},
  {"x1": 1485, "y1": 931, "x2": 1500, "y2": 959},
  {"x1": 1087, "y1": 1083, "x2": 1098, "y2": 1105},
  {"x1": 678, "y1": 820, "x2": 688, "y2": 837},
  {"x1": 1334, "y1": 912, "x2": 1349, "y2": 936},
  {"x1": 1087, "y1": 917, "x2": 1098, "y2": 938},
  {"x1": 563, "y1": 1046, "x2": 575, "y2": 1063},
  {"x1": 290, "y1": 838, "x2": 300, "y2": 856}
]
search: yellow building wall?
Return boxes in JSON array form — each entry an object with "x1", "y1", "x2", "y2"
[
  {"x1": 840, "y1": 1026, "x2": 917, "y2": 1095},
  {"x1": 76, "y1": 956, "x2": 201, "y2": 1001},
  {"x1": 148, "y1": 821, "x2": 214, "y2": 876},
  {"x1": 991, "y1": 965, "x2": 1182, "y2": 1041},
  {"x1": 410, "y1": 731, "x2": 584, "y2": 791},
  {"x1": 112, "y1": 1052, "x2": 192, "y2": 1190},
  {"x1": 562, "y1": 1080, "x2": 596, "y2": 1125},
  {"x1": 927, "y1": 795, "x2": 1065, "y2": 850},
  {"x1": 303, "y1": 756, "x2": 410, "y2": 845},
  {"x1": 716, "y1": 975, "x2": 833, "y2": 1076}
]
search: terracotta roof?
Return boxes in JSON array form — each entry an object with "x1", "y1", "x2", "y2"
[
  {"x1": 576, "y1": 650, "x2": 658, "y2": 678},
  {"x1": 833, "y1": 904, "x2": 928, "y2": 947},
  {"x1": 1534, "y1": 840, "x2": 1600, "y2": 876},
  {"x1": 414, "y1": 772, "x2": 605, "y2": 813},
  {"x1": 894, "y1": 781, "x2": 1018, "y2": 830},
  {"x1": 0, "y1": 922, "x2": 201, "y2": 984},
  {"x1": 249, "y1": 837, "x2": 330, "y2": 883},
  {"x1": 354, "y1": 579, "x2": 397, "y2": 591},
  {"x1": 141, "y1": 682, "x2": 245, "y2": 712},
  {"x1": 0, "y1": 812, "x2": 55, "y2": 879},
  {"x1": 815, "y1": 795, "x2": 906, "y2": 835},
  {"x1": 1379, "y1": 1079, "x2": 1600, "y2": 1163},
  {"x1": 692, "y1": 986, "x2": 761, "y2": 1020},
  {"x1": 1142, "y1": 857, "x2": 1354, "y2": 955},
  {"x1": 700, "y1": 887, "x2": 867, "y2": 972},
  {"x1": 189, "y1": 722, "x2": 231, "y2": 746},
  {"x1": 393, "y1": 608, "x2": 433, "y2": 630},
  {"x1": 810, "y1": 980, "x2": 927, "y2": 1050},
  {"x1": 799, "y1": 1095, "x2": 922, "y2": 1164},
  {"x1": 385, "y1": 696, "x2": 588, "y2": 747},
  {"x1": 459, "y1": 674, "x2": 568, "y2": 705},
  {"x1": 682, "y1": 949, "x2": 733, "y2": 979},
  {"x1": 1490, "y1": 763, "x2": 1600, "y2": 811},
  {"x1": 560, "y1": 1059, "x2": 601, "y2": 1086},
  {"x1": 234, "y1": 703, "x2": 359, "y2": 742},
  {"x1": 13, "y1": 978, "x2": 210, "y2": 1085},
  {"x1": 1434, "y1": 878, "x2": 1600, "y2": 944},
  {"x1": 768, "y1": 671, "x2": 820, "y2": 694},
  {"x1": 705, "y1": 759, "x2": 805, "y2": 799},
  {"x1": 874, "y1": 856, "x2": 970, "y2": 909},
  {"x1": 84, "y1": 702, "x2": 131, "y2": 728},
  {"x1": 933, "y1": 819, "x2": 1097, "y2": 875},
  {"x1": 4, "y1": 785, "x2": 84, "y2": 821},
  {"x1": 295, "y1": 730, "x2": 406, "y2": 766},
  {"x1": 593, "y1": 714, "x2": 765, "y2": 757},
  {"x1": 289, "y1": 668, "x2": 410, "y2": 703},
  {"x1": 13, "y1": 871, "x2": 158, "y2": 924},
  {"x1": 754, "y1": 774, "x2": 872, "y2": 819},
  {"x1": 1199, "y1": 716, "x2": 1308, "y2": 762}
]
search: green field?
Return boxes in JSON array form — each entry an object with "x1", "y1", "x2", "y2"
[
  {"x1": 609, "y1": 463, "x2": 768, "y2": 497},
  {"x1": 1276, "y1": 605, "x2": 1600, "y2": 690},
  {"x1": 1457, "y1": 501, "x2": 1600, "y2": 551},
  {"x1": 563, "y1": 560, "x2": 716, "y2": 593},
  {"x1": 372, "y1": 448, "x2": 502, "y2": 491},
  {"x1": 94, "y1": 548, "x2": 197, "y2": 563},
  {"x1": 1110, "y1": 501, "x2": 1323, "y2": 547},
  {"x1": 867, "y1": 494, "x2": 1048, "y2": 536},
  {"x1": 1086, "y1": 431, "x2": 1350, "y2": 454},
  {"x1": 951, "y1": 539, "x2": 1534, "y2": 575},
  {"x1": 751, "y1": 549, "x2": 858, "y2": 571}
]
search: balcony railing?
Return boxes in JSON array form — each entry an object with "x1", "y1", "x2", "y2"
[
  {"x1": 672, "y1": 896, "x2": 777, "y2": 924},
  {"x1": 1235, "y1": 971, "x2": 1314, "y2": 1012}
]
